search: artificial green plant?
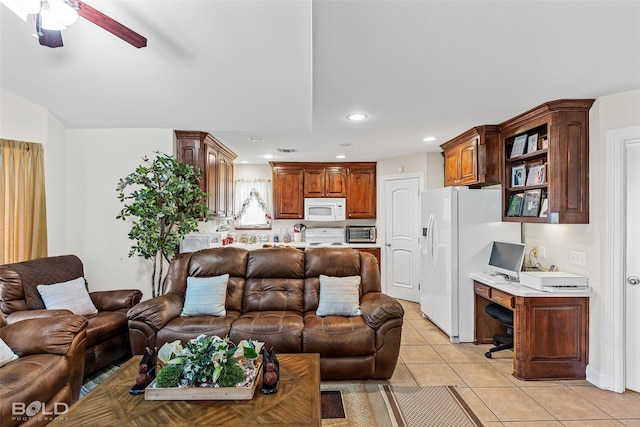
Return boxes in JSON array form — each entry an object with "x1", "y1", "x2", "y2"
[{"x1": 116, "y1": 152, "x2": 208, "y2": 297}]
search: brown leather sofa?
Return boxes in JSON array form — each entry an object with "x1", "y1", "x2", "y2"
[
  {"x1": 0, "y1": 314, "x2": 87, "y2": 427},
  {"x1": 128, "y1": 247, "x2": 404, "y2": 380},
  {"x1": 0, "y1": 255, "x2": 142, "y2": 376}
]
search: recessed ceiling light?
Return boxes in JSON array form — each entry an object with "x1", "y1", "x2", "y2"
[
  {"x1": 340, "y1": 143, "x2": 353, "y2": 147},
  {"x1": 423, "y1": 136, "x2": 437, "y2": 142},
  {"x1": 248, "y1": 136, "x2": 263, "y2": 143},
  {"x1": 347, "y1": 113, "x2": 367, "y2": 121},
  {"x1": 336, "y1": 155, "x2": 346, "y2": 159},
  {"x1": 240, "y1": 160, "x2": 249, "y2": 164},
  {"x1": 263, "y1": 154, "x2": 274, "y2": 159}
]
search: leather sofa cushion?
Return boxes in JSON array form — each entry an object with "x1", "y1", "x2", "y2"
[
  {"x1": 0, "y1": 354, "x2": 68, "y2": 408},
  {"x1": 157, "y1": 311, "x2": 240, "y2": 348},
  {"x1": 230, "y1": 311, "x2": 303, "y2": 353},
  {"x1": 246, "y1": 248, "x2": 304, "y2": 279},
  {"x1": 244, "y1": 278, "x2": 304, "y2": 313},
  {"x1": 85, "y1": 311, "x2": 128, "y2": 347},
  {"x1": 302, "y1": 313, "x2": 375, "y2": 356},
  {"x1": 305, "y1": 248, "x2": 361, "y2": 278}
]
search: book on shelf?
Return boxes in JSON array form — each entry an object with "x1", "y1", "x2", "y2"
[
  {"x1": 525, "y1": 164, "x2": 545, "y2": 186},
  {"x1": 506, "y1": 193, "x2": 524, "y2": 217},
  {"x1": 522, "y1": 189, "x2": 542, "y2": 217},
  {"x1": 539, "y1": 198, "x2": 549, "y2": 218},
  {"x1": 510, "y1": 134, "x2": 527, "y2": 158},
  {"x1": 527, "y1": 133, "x2": 539, "y2": 153}
]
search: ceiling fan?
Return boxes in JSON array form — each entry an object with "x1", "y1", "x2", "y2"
[{"x1": 2, "y1": 0, "x2": 147, "y2": 48}]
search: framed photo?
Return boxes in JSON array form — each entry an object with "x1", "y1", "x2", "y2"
[
  {"x1": 540, "y1": 135, "x2": 549, "y2": 149},
  {"x1": 510, "y1": 134, "x2": 528, "y2": 158},
  {"x1": 511, "y1": 164, "x2": 526, "y2": 187},
  {"x1": 506, "y1": 193, "x2": 524, "y2": 217},
  {"x1": 527, "y1": 133, "x2": 539, "y2": 153},
  {"x1": 539, "y1": 198, "x2": 549, "y2": 218},
  {"x1": 525, "y1": 164, "x2": 545, "y2": 186},
  {"x1": 522, "y1": 189, "x2": 542, "y2": 217}
]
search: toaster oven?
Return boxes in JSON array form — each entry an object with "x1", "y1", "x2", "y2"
[{"x1": 346, "y1": 226, "x2": 376, "y2": 243}]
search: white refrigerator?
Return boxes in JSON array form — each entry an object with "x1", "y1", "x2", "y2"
[{"x1": 420, "y1": 187, "x2": 520, "y2": 343}]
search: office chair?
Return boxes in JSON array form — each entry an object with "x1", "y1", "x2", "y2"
[{"x1": 484, "y1": 303, "x2": 514, "y2": 358}]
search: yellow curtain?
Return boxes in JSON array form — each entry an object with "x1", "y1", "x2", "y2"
[{"x1": 1, "y1": 139, "x2": 48, "y2": 263}]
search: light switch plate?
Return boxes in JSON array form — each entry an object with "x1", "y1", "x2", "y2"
[{"x1": 569, "y1": 251, "x2": 586, "y2": 266}]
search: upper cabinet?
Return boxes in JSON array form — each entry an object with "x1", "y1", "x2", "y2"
[
  {"x1": 499, "y1": 99, "x2": 594, "y2": 224},
  {"x1": 271, "y1": 165, "x2": 305, "y2": 219},
  {"x1": 175, "y1": 131, "x2": 237, "y2": 218},
  {"x1": 303, "y1": 166, "x2": 348, "y2": 198},
  {"x1": 271, "y1": 162, "x2": 376, "y2": 219},
  {"x1": 441, "y1": 125, "x2": 500, "y2": 187}
]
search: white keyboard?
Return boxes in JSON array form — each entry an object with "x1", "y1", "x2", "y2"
[{"x1": 472, "y1": 272, "x2": 511, "y2": 285}]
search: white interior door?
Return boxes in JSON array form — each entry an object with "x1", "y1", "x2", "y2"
[
  {"x1": 384, "y1": 174, "x2": 422, "y2": 302},
  {"x1": 626, "y1": 139, "x2": 640, "y2": 393}
]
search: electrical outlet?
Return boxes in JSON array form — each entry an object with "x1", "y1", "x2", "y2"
[
  {"x1": 569, "y1": 251, "x2": 586, "y2": 266},
  {"x1": 532, "y1": 246, "x2": 538, "y2": 257},
  {"x1": 538, "y1": 246, "x2": 546, "y2": 259}
]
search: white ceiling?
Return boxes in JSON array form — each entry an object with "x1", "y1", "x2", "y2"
[{"x1": 1, "y1": 0, "x2": 639, "y2": 164}]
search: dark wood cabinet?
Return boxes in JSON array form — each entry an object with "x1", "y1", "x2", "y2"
[
  {"x1": 500, "y1": 99, "x2": 594, "y2": 224},
  {"x1": 271, "y1": 165, "x2": 305, "y2": 219},
  {"x1": 356, "y1": 247, "x2": 381, "y2": 271},
  {"x1": 303, "y1": 167, "x2": 347, "y2": 198},
  {"x1": 347, "y1": 166, "x2": 376, "y2": 219},
  {"x1": 271, "y1": 162, "x2": 377, "y2": 220},
  {"x1": 474, "y1": 281, "x2": 589, "y2": 380},
  {"x1": 441, "y1": 125, "x2": 500, "y2": 187},
  {"x1": 175, "y1": 131, "x2": 237, "y2": 218}
]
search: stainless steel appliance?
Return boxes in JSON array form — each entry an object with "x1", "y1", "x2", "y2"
[
  {"x1": 346, "y1": 225, "x2": 376, "y2": 243},
  {"x1": 304, "y1": 198, "x2": 346, "y2": 222},
  {"x1": 305, "y1": 227, "x2": 347, "y2": 247}
]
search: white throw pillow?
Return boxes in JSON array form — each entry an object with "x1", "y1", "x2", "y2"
[
  {"x1": 316, "y1": 275, "x2": 362, "y2": 317},
  {"x1": 181, "y1": 274, "x2": 229, "y2": 317},
  {"x1": 0, "y1": 338, "x2": 18, "y2": 368},
  {"x1": 37, "y1": 277, "x2": 98, "y2": 316}
]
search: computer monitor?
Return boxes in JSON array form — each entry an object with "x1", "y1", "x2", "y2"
[{"x1": 487, "y1": 241, "x2": 526, "y2": 279}]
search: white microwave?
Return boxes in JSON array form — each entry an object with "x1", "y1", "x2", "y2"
[{"x1": 304, "y1": 198, "x2": 346, "y2": 221}]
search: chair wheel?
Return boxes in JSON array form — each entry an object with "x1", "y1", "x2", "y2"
[{"x1": 485, "y1": 351, "x2": 492, "y2": 359}]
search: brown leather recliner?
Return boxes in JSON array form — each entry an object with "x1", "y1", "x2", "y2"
[
  {"x1": 0, "y1": 314, "x2": 87, "y2": 427},
  {"x1": 0, "y1": 255, "x2": 142, "y2": 376},
  {"x1": 128, "y1": 247, "x2": 404, "y2": 380}
]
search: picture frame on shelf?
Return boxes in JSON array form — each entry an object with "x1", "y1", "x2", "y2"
[
  {"x1": 511, "y1": 164, "x2": 526, "y2": 187},
  {"x1": 506, "y1": 193, "x2": 524, "y2": 217},
  {"x1": 527, "y1": 133, "x2": 539, "y2": 153},
  {"x1": 510, "y1": 134, "x2": 528, "y2": 158},
  {"x1": 525, "y1": 164, "x2": 545, "y2": 186},
  {"x1": 540, "y1": 135, "x2": 549, "y2": 149},
  {"x1": 522, "y1": 189, "x2": 542, "y2": 217},
  {"x1": 539, "y1": 198, "x2": 549, "y2": 218}
]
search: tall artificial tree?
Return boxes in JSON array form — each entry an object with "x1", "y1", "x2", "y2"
[{"x1": 116, "y1": 152, "x2": 208, "y2": 297}]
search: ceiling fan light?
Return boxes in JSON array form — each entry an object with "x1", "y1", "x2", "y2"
[{"x1": 46, "y1": 0, "x2": 77, "y2": 26}]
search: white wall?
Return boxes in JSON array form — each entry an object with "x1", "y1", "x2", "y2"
[{"x1": 65, "y1": 129, "x2": 174, "y2": 298}]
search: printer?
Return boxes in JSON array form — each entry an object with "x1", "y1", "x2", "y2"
[{"x1": 519, "y1": 271, "x2": 590, "y2": 292}]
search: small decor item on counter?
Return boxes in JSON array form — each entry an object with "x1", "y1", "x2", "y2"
[
  {"x1": 129, "y1": 346, "x2": 157, "y2": 395},
  {"x1": 260, "y1": 347, "x2": 280, "y2": 395},
  {"x1": 249, "y1": 235, "x2": 258, "y2": 244},
  {"x1": 282, "y1": 233, "x2": 292, "y2": 243},
  {"x1": 273, "y1": 234, "x2": 279, "y2": 243},
  {"x1": 240, "y1": 234, "x2": 249, "y2": 243}
]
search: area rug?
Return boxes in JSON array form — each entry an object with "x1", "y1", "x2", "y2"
[
  {"x1": 321, "y1": 382, "x2": 378, "y2": 426},
  {"x1": 380, "y1": 385, "x2": 483, "y2": 427}
]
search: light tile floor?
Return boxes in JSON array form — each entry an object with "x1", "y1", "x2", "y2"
[{"x1": 388, "y1": 299, "x2": 640, "y2": 426}]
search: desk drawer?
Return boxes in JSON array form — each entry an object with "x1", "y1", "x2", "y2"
[
  {"x1": 474, "y1": 282, "x2": 491, "y2": 299},
  {"x1": 491, "y1": 289, "x2": 514, "y2": 308}
]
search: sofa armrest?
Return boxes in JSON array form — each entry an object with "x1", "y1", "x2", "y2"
[
  {"x1": 6, "y1": 309, "x2": 73, "y2": 324},
  {"x1": 90, "y1": 289, "x2": 143, "y2": 311},
  {"x1": 0, "y1": 314, "x2": 88, "y2": 356},
  {"x1": 360, "y1": 292, "x2": 405, "y2": 329},
  {"x1": 127, "y1": 294, "x2": 183, "y2": 331}
]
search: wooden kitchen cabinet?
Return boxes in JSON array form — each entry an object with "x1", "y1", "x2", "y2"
[
  {"x1": 271, "y1": 162, "x2": 377, "y2": 219},
  {"x1": 271, "y1": 165, "x2": 305, "y2": 219},
  {"x1": 175, "y1": 131, "x2": 237, "y2": 218},
  {"x1": 347, "y1": 165, "x2": 376, "y2": 219},
  {"x1": 500, "y1": 99, "x2": 594, "y2": 224},
  {"x1": 303, "y1": 167, "x2": 347, "y2": 198},
  {"x1": 440, "y1": 125, "x2": 500, "y2": 187}
]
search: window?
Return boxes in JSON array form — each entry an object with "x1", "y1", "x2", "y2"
[{"x1": 234, "y1": 180, "x2": 272, "y2": 229}]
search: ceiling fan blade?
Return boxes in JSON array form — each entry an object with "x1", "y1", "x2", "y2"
[
  {"x1": 35, "y1": 13, "x2": 63, "y2": 48},
  {"x1": 76, "y1": 1, "x2": 147, "y2": 48}
]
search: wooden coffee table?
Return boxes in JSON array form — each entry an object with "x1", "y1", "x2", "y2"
[{"x1": 49, "y1": 353, "x2": 320, "y2": 426}]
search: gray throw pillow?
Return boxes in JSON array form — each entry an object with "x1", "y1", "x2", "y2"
[
  {"x1": 181, "y1": 274, "x2": 229, "y2": 317},
  {"x1": 316, "y1": 275, "x2": 362, "y2": 316}
]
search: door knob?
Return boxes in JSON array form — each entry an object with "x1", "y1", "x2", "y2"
[
  {"x1": 628, "y1": 276, "x2": 640, "y2": 285},
  {"x1": 385, "y1": 243, "x2": 391, "y2": 247}
]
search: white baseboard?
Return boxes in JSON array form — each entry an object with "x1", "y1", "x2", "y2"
[{"x1": 586, "y1": 364, "x2": 624, "y2": 393}]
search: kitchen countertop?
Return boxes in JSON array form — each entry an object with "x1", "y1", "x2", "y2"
[
  {"x1": 470, "y1": 272, "x2": 592, "y2": 297},
  {"x1": 226, "y1": 242, "x2": 381, "y2": 250}
]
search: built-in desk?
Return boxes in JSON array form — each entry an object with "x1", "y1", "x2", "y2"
[{"x1": 470, "y1": 273, "x2": 591, "y2": 381}]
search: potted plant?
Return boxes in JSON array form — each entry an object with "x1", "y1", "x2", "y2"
[{"x1": 116, "y1": 152, "x2": 208, "y2": 297}]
